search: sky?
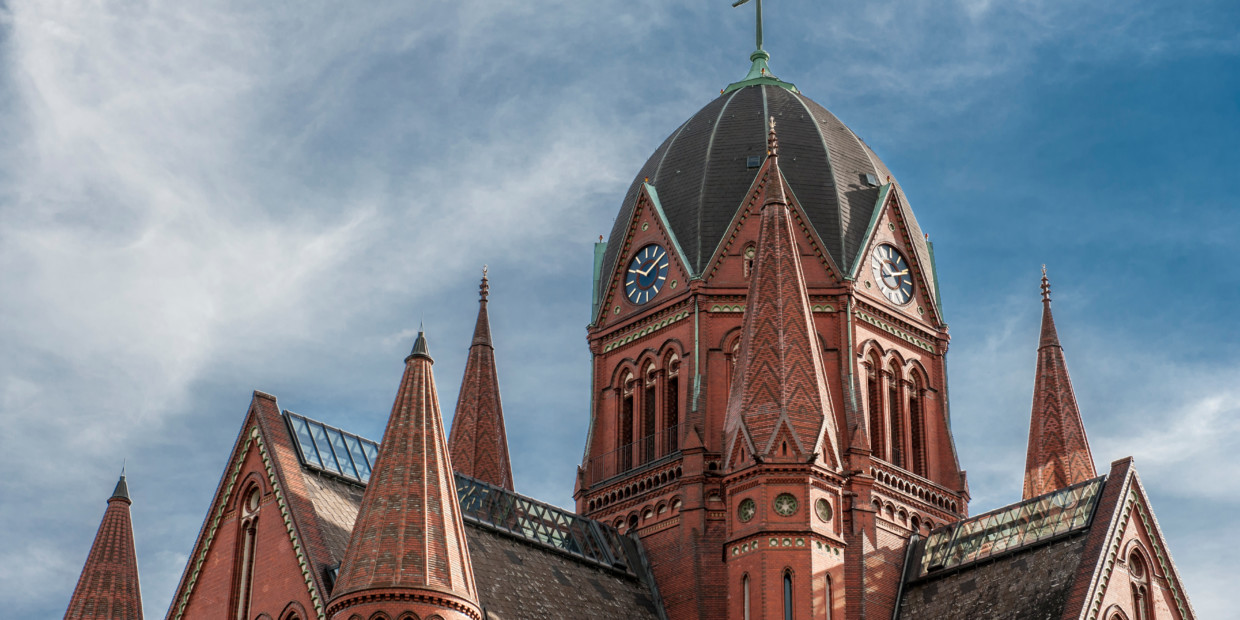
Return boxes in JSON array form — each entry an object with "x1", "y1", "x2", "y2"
[{"x1": 1, "y1": 0, "x2": 1237, "y2": 617}]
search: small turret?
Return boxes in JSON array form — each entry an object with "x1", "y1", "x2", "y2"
[
  {"x1": 329, "y1": 329, "x2": 482, "y2": 620},
  {"x1": 448, "y1": 268, "x2": 515, "y2": 490},
  {"x1": 1023, "y1": 267, "x2": 1097, "y2": 499},
  {"x1": 65, "y1": 473, "x2": 143, "y2": 620}
]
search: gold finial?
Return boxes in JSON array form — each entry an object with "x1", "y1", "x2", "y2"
[{"x1": 767, "y1": 116, "x2": 779, "y2": 157}]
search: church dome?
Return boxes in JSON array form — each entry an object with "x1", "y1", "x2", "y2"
[{"x1": 601, "y1": 68, "x2": 933, "y2": 294}]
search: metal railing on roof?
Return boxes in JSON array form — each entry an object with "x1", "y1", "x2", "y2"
[
  {"x1": 283, "y1": 411, "x2": 636, "y2": 574},
  {"x1": 917, "y1": 476, "x2": 1105, "y2": 578}
]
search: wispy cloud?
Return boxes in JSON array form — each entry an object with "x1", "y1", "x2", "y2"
[{"x1": 1, "y1": 0, "x2": 1236, "y2": 617}]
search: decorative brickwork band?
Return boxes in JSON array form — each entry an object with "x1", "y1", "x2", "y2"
[
  {"x1": 330, "y1": 330, "x2": 482, "y2": 620},
  {"x1": 1023, "y1": 268, "x2": 1096, "y2": 499},
  {"x1": 448, "y1": 268, "x2": 515, "y2": 490},
  {"x1": 65, "y1": 474, "x2": 143, "y2": 620},
  {"x1": 722, "y1": 117, "x2": 842, "y2": 471}
]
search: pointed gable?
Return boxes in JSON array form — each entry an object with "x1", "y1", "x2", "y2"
[
  {"x1": 595, "y1": 183, "x2": 693, "y2": 327},
  {"x1": 723, "y1": 118, "x2": 842, "y2": 470},
  {"x1": 65, "y1": 475, "x2": 143, "y2": 620},
  {"x1": 449, "y1": 269, "x2": 515, "y2": 491},
  {"x1": 328, "y1": 330, "x2": 482, "y2": 620},
  {"x1": 167, "y1": 391, "x2": 334, "y2": 620},
  {"x1": 1062, "y1": 458, "x2": 1197, "y2": 620},
  {"x1": 1024, "y1": 268, "x2": 1096, "y2": 500}
]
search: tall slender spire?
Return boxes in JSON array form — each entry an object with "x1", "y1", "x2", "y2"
[
  {"x1": 329, "y1": 329, "x2": 482, "y2": 620},
  {"x1": 1023, "y1": 267, "x2": 1096, "y2": 500},
  {"x1": 722, "y1": 118, "x2": 842, "y2": 470},
  {"x1": 65, "y1": 474, "x2": 143, "y2": 620},
  {"x1": 449, "y1": 267, "x2": 515, "y2": 490}
]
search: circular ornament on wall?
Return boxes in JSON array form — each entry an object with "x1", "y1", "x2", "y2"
[
  {"x1": 738, "y1": 498, "x2": 756, "y2": 523},
  {"x1": 774, "y1": 493, "x2": 798, "y2": 517},
  {"x1": 815, "y1": 498, "x2": 833, "y2": 522}
]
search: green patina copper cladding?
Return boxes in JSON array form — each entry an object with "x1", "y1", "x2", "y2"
[{"x1": 724, "y1": 50, "x2": 798, "y2": 94}]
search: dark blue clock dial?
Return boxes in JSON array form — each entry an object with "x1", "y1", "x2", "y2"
[
  {"x1": 870, "y1": 243, "x2": 914, "y2": 305},
  {"x1": 625, "y1": 244, "x2": 670, "y2": 305}
]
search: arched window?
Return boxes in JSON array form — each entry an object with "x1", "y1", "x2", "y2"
[
  {"x1": 823, "y1": 574, "x2": 833, "y2": 620},
  {"x1": 665, "y1": 354, "x2": 680, "y2": 454},
  {"x1": 866, "y1": 351, "x2": 885, "y2": 459},
  {"x1": 783, "y1": 570, "x2": 794, "y2": 620},
  {"x1": 232, "y1": 486, "x2": 261, "y2": 620},
  {"x1": 642, "y1": 363, "x2": 658, "y2": 464},
  {"x1": 742, "y1": 574, "x2": 751, "y2": 620},
  {"x1": 619, "y1": 371, "x2": 635, "y2": 473},
  {"x1": 1129, "y1": 551, "x2": 1152, "y2": 620},
  {"x1": 888, "y1": 360, "x2": 905, "y2": 469},
  {"x1": 909, "y1": 371, "x2": 926, "y2": 476}
]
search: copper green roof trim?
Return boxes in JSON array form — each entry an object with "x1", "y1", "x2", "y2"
[{"x1": 723, "y1": 49, "x2": 798, "y2": 94}]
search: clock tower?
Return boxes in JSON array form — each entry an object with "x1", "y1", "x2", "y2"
[{"x1": 575, "y1": 49, "x2": 969, "y2": 619}]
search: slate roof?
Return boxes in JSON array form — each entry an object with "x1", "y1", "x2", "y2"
[
  {"x1": 897, "y1": 477, "x2": 1106, "y2": 619},
  {"x1": 601, "y1": 84, "x2": 935, "y2": 298},
  {"x1": 298, "y1": 469, "x2": 664, "y2": 620}
]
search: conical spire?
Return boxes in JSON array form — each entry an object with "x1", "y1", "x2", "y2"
[
  {"x1": 1023, "y1": 267, "x2": 1096, "y2": 500},
  {"x1": 329, "y1": 330, "x2": 482, "y2": 620},
  {"x1": 449, "y1": 267, "x2": 515, "y2": 490},
  {"x1": 722, "y1": 118, "x2": 842, "y2": 471},
  {"x1": 65, "y1": 474, "x2": 143, "y2": 620}
]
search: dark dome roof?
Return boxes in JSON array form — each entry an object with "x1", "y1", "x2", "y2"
[{"x1": 602, "y1": 83, "x2": 934, "y2": 298}]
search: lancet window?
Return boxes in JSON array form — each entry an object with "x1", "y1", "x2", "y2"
[
  {"x1": 619, "y1": 371, "x2": 635, "y2": 473},
  {"x1": 1129, "y1": 551, "x2": 1152, "y2": 620},
  {"x1": 888, "y1": 359, "x2": 906, "y2": 468},
  {"x1": 642, "y1": 364, "x2": 658, "y2": 464},
  {"x1": 910, "y1": 371, "x2": 926, "y2": 477},
  {"x1": 665, "y1": 354, "x2": 680, "y2": 453},
  {"x1": 783, "y1": 570, "x2": 794, "y2": 620},
  {"x1": 232, "y1": 485, "x2": 261, "y2": 620},
  {"x1": 866, "y1": 351, "x2": 885, "y2": 460}
]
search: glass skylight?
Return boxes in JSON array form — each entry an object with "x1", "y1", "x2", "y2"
[
  {"x1": 285, "y1": 412, "x2": 379, "y2": 484},
  {"x1": 284, "y1": 411, "x2": 636, "y2": 574},
  {"x1": 918, "y1": 476, "x2": 1104, "y2": 577}
]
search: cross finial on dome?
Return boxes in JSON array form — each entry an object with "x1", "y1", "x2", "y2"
[
  {"x1": 732, "y1": 0, "x2": 764, "y2": 51},
  {"x1": 1041, "y1": 265, "x2": 1051, "y2": 304}
]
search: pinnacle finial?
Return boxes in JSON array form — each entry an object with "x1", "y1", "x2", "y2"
[
  {"x1": 480, "y1": 265, "x2": 490, "y2": 302},
  {"x1": 111, "y1": 471, "x2": 130, "y2": 501},
  {"x1": 767, "y1": 116, "x2": 779, "y2": 157},
  {"x1": 409, "y1": 328, "x2": 432, "y2": 362},
  {"x1": 1041, "y1": 265, "x2": 1051, "y2": 304}
]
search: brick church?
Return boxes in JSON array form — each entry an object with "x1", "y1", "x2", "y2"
[{"x1": 63, "y1": 27, "x2": 1196, "y2": 620}]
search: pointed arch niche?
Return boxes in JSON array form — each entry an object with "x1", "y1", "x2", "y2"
[{"x1": 864, "y1": 348, "x2": 886, "y2": 460}]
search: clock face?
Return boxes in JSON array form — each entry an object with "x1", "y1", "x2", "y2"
[
  {"x1": 738, "y1": 498, "x2": 756, "y2": 523},
  {"x1": 870, "y1": 243, "x2": 914, "y2": 305},
  {"x1": 773, "y1": 493, "x2": 798, "y2": 517},
  {"x1": 625, "y1": 244, "x2": 670, "y2": 305}
]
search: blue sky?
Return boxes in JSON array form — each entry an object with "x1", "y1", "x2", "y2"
[{"x1": 2, "y1": 0, "x2": 1237, "y2": 617}]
